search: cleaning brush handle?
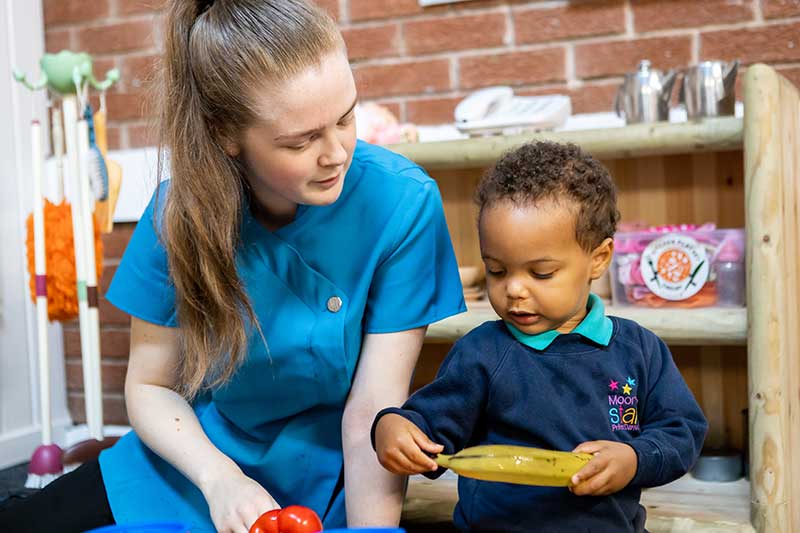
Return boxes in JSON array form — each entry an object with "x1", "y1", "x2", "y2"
[
  {"x1": 51, "y1": 107, "x2": 64, "y2": 202},
  {"x1": 31, "y1": 120, "x2": 52, "y2": 445}
]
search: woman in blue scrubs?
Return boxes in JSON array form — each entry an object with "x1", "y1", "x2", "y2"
[{"x1": 0, "y1": 2, "x2": 464, "y2": 532}]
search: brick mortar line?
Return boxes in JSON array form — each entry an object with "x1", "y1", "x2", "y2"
[
  {"x1": 350, "y1": 43, "x2": 568, "y2": 68},
  {"x1": 624, "y1": 0, "x2": 634, "y2": 37},
  {"x1": 344, "y1": 5, "x2": 508, "y2": 30},
  {"x1": 635, "y1": 17, "x2": 800, "y2": 37},
  {"x1": 566, "y1": 44, "x2": 576, "y2": 87},
  {"x1": 65, "y1": 358, "x2": 128, "y2": 366},
  {"x1": 753, "y1": 0, "x2": 764, "y2": 23},
  {"x1": 364, "y1": 77, "x2": 627, "y2": 104},
  {"x1": 509, "y1": 1, "x2": 568, "y2": 12},
  {"x1": 67, "y1": 386, "x2": 125, "y2": 400},
  {"x1": 44, "y1": 12, "x2": 161, "y2": 33},
  {"x1": 348, "y1": 3, "x2": 522, "y2": 25},
  {"x1": 63, "y1": 323, "x2": 132, "y2": 332}
]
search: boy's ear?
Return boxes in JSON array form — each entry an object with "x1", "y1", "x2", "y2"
[{"x1": 590, "y1": 237, "x2": 614, "y2": 280}]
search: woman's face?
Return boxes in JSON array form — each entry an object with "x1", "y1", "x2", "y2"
[{"x1": 232, "y1": 49, "x2": 358, "y2": 227}]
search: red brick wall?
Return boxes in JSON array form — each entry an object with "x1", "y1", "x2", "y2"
[
  {"x1": 44, "y1": 0, "x2": 800, "y2": 152},
  {"x1": 48, "y1": 0, "x2": 800, "y2": 424}
]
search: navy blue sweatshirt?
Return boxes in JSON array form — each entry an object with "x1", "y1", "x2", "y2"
[{"x1": 373, "y1": 314, "x2": 707, "y2": 532}]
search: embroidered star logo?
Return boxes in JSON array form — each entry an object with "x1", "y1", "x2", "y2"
[
  {"x1": 622, "y1": 383, "x2": 632, "y2": 395},
  {"x1": 627, "y1": 377, "x2": 636, "y2": 386},
  {"x1": 609, "y1": 380, "x2": 619, "y2": 391}
]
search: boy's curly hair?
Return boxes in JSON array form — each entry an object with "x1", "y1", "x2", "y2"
[{"x1": 475, "y1": 141, "x2": 620, "y2": 252}]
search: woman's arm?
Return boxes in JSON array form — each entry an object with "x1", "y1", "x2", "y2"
[
  {"x1": 342, "y1": 327, "x2": 427, "y2": 526},
  {"x1": 125, "y1": 317, "x2": 278, "y2": 533}
]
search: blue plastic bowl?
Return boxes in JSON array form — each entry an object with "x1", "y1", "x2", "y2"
[{"x1": 84, "y1": 523, "x2": 191, "y2": 533}]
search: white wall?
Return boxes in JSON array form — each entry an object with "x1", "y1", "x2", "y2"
[{"x1": 0, "y1": 0, "x2": 71, "y2": 468}]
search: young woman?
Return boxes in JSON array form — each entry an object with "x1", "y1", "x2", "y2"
[{"x1": 0, "y1": 1, "x2": 464, "y2": 532}]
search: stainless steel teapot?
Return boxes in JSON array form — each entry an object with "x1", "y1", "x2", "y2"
[
  {"x1": 615, "y1": 60, "x2": 678, "y2": 124},
  {"x1": 679, "y1": 60, "x2": 739, "y2": 119}
]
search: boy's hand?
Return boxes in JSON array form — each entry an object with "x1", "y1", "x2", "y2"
[
  {"x1": 569, "y1": 440, "x2": 638, "y2": 496},
  {"x1": 375, "y1": 413, "x2": 443, "y2": 475}
]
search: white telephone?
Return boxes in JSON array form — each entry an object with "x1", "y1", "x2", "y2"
[{"x1": 454, "y1": 86, "x2": 572, "y2": 136}]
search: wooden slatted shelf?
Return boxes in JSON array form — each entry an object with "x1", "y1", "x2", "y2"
[
  {"x1": 389, "y1": 116, "x2": 743, "y2": 170},
  {"x1": 426, "y1": 301, "x2": 747, "y2": 346}
]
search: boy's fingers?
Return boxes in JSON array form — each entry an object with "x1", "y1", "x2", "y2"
[
  {"x1": 399, "y1": 448, "x2": 435, "y2": 474},
  {"x1": 407, "y1": 442, "x2": 440, "y2": 471},
  {"x1": 573, "y1": 441, "x2": 605, "y2": 454},
  {"x1": 575, "y1": 470, "x2": 613, "y2": 496},
  {"x1": 571, "y1": 456, "x2": 606, "y2": 486},
  {"x1": 411, "y1": 429, "x2": 444, "y2": 454}
]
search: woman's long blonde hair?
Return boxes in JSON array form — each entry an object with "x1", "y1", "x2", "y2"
[{"x1": 157, "y1": 0, "x2": 342, "y2": 399}]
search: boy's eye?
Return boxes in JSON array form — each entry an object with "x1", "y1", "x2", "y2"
[
  {"x1": 532, "y1": 271, "x2": 555, "y2": 280},
  {"x1": 287, "y1": 143, "x2": 308, "y2": 151},
  {"x1": 487, "y1": 270, "x2": 505, "y2": 277}
]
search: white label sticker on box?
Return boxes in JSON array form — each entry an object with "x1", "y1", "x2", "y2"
[{"x1": 640, "y1": 235, "x2": 709, "y2": 301}]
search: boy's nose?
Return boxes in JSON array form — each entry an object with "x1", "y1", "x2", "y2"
[{"x1": 505, "y1": 279, "x2": 530, "y2": 299}]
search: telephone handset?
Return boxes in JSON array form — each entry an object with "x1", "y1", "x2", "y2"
[{"x1": 454, "y1": 86, "x2": 571, "y2": 135}]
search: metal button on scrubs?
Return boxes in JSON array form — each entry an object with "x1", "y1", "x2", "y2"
[{"x1": 327, "y1": 296, "x2": 343, "y2": 313}]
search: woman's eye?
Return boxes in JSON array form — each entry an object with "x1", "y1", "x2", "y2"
[
  {"x1": 487, "y1": 270, "x2": 505, "y2": 277},
  {"x1": 338, "y1": 113, "x2": 354, "y2": 126}
]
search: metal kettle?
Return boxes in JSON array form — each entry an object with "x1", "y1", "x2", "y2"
[
  {"x1": 679, "y1": 60, "x2": 739, "y2": 119},
  {"x1": 615, "y1": 60, "x2": 678, "y2": 124}
]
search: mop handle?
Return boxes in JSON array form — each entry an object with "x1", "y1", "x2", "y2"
[
  {"x1": 31, "y1": 120, "x2": 52, "y2": 446},
  {"x1": 77, "y1": 117, "x2": 104, "y2": 439},
  {"x1": 62, "y1": 96, "x2": 98, "y2": 439},
  {"x1": 51, "y1": 108, "x2": 64, "y2": 203}
]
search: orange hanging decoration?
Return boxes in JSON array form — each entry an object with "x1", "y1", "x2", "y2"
[{"x1": 25, "y1": 199, "x2": 104, "y2": 321}]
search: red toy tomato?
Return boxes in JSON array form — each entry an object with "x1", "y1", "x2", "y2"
[
  {"x1": 249, "y1": 509, "x2": 280, "y2": 533},
  {"x1": 278, "y1": 505, "x2": 323, "y2": 533},
  {"x1": 249, "y1": 505, "x2": 322, "y2": 533}
]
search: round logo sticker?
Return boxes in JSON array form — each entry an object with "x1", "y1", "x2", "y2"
[{"x1": 640, "y1": 235, "x2": 709, "y2": 300}]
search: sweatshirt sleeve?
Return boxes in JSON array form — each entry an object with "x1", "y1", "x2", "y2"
[
  {"x1": 371, "y1": 332, "x2": 503, "y2": 478},
  {"x1": 628, "y1": 333, "x2": 708, "y2": 488}
]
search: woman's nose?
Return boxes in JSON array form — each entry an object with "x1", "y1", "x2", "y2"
[{"x1": 318, "y1": 131, "x2": 347, "y2": 168}]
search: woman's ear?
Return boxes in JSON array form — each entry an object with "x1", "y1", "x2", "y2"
[
  {"x1": 590, "y1": 237, "x2": 614, "y2": 280},
  {"x1": 213, "y1": 124, "x2": 240, "y2": 157},
  {"x1": 220, "y1": 136, "x2": 240, "y2": 157}
]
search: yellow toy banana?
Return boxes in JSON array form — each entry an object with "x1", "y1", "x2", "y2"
[{"x1": 435, "y1": 445, "x2": 592, "y2": 487}]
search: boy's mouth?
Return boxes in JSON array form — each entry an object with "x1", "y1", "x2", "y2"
[{"x1": 507, "y1": 310, "x2": 541, "y2": 326}]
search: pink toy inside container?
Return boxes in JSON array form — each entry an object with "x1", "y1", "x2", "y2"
[{"x1": 611, "y1": 224, "x2": 745, "y2": 308}]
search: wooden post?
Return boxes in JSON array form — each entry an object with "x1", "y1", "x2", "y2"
[{"x1": 743, "y1": 63, "x2": 800, "y2": 532}]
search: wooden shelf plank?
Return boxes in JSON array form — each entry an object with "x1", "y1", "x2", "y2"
[
  {"x1": 403, "y1": 471, "x2": 753, "y2": 532},
  {"x1": 388, "y1": 117, "x2": 743, "y2": 169},
  {"x1": 426, "y1": 302, "x2": 747, "y2": 345}
]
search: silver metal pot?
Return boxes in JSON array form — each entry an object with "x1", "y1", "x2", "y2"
[
  {"x1": 614, "y1": 60, "x2": 678, "y2": 124},
  {"x1": 679, "y1": 60, "x2": 739, "y2": 119}
]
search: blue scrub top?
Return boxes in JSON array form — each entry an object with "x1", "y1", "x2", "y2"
[{"x1": 100, "y1": 141, "x2": 466, "y2": 530}]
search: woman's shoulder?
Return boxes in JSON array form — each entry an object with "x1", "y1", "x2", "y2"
[{"x1": 349, "y1": 140, "x2": 434, "y2": 193}]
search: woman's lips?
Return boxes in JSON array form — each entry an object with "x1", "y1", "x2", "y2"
[{"x1": 315, "y1": 172, "x2": 341, "y2": 189}]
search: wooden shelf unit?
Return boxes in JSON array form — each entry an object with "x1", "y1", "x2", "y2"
[
  {"x1": 389, "y1": 64, "x2": 800, "y2": 533},
  {"x1": 426, "y1": 301, "x2": 747, "y2": 346}
]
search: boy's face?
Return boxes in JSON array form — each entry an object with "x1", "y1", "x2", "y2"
[{"x1": 479, "y1": 199, "x2": 613, "y2": 336}]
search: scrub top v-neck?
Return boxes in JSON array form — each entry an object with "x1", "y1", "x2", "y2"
[{"x1": 101, "y1": 141, "x2": 466, "y2": 531}]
